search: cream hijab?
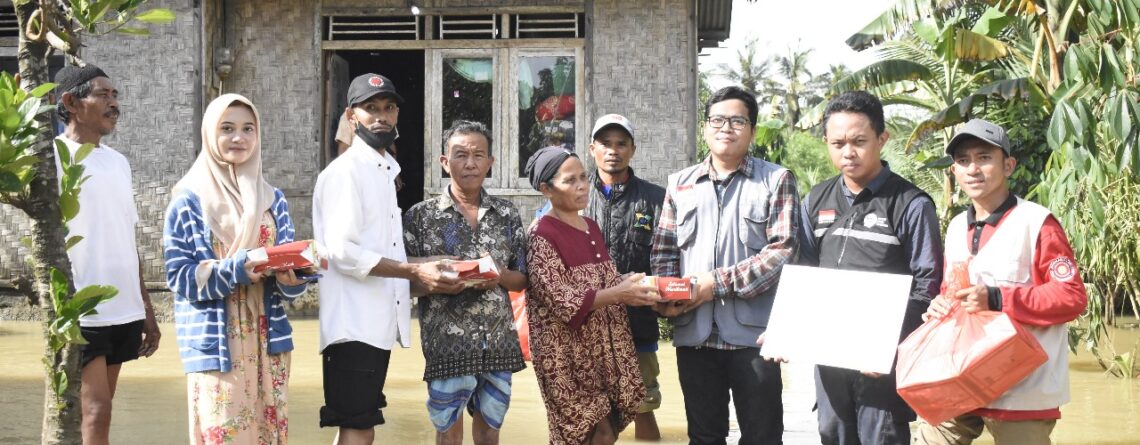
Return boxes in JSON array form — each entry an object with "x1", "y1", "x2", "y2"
[{"x1": 174, "y1": 94, "x2": 275, "y2": 257}]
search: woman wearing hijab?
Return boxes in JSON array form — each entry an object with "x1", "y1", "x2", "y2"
[
  {"x1": 163, "y1": 94, "x2": 308, "y2": 444},
  {"x1": 523, "y1": 146, "x2": 662, "y2": 445}
]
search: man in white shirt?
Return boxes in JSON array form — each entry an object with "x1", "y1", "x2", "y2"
[
  {"x1": 313, "y1": 73, "x2": 463, "y2": 445},
  {"x1": 54, "y1": 64, "x2": 161, "y2": 445}
]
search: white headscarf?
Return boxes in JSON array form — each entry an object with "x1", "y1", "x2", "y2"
[{"x1": 173, "y1": 93, "x2": 275, "y2": 257}]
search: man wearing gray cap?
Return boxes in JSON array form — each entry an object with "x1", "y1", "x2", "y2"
[
  {"x1": 54, "y1": 63, "x2": 161, "y2": 445},
  {"x1": 583, "y1": 113, "x2": 667, "y2": 440},
  {"x1": 916, "y1": 119, "x2": 1087, "y2": 445},
  {"x1": 313, "y1": 73, "x2": 462, "y2": 445}
]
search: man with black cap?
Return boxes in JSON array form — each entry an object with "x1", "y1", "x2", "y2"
[
  {"x1": 582, "y1": 113, "x2": 667, "y2": 440},
  {"x1": 54, "y1": 63, "x2": 161, "y2": 445},
  {"x1": 915, "y1": 119, "x2": 1087, "y2": 445},
  {"x1": 313, "y1": 73, "x2": 462, "y2": 445}
]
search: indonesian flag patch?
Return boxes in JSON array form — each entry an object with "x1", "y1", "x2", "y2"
[
  {"x1": 818, "y1": 209, "x2": 836, "y2": 225},
  {"x1": 1049, "y1": 257, "x2": 1076, "y2": 282}
]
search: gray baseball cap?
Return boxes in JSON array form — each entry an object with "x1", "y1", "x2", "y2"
[{"x1": 945, "y1": 118, "x2": 1011, "y2": 156}]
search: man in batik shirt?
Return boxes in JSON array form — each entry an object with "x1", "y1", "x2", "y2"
[{"x1": 403, "y1": 120, "x2": 528, "y2": 445}]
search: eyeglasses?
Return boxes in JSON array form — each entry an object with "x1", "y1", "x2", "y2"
[{"x1": 706, "y1": 115, "x2": 752, "y2": 131}]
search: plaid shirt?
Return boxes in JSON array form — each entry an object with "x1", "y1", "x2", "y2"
[{"x1": 651, "y1": 156, "x2": 800, "y2": 349}]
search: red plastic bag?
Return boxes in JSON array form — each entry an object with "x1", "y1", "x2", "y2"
[
  {"x1": 510, "y1": 291, "x2": 532, "y2": 361},
  {"x1": 895, "y1": 262, "x2": 1048, "y2": 425}
]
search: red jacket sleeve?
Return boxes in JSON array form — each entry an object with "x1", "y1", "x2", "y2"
[{"x1": 1000, "y1": 216, "x2": 1088, "y2": 326}]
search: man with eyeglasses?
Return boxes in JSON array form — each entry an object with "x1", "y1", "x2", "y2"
[
  {"x1": 798, "y1": 91, "x2": 943, "y2": 445},
  {"x1": 650, "y1": 86, "x2": 800, "y2": 444}
]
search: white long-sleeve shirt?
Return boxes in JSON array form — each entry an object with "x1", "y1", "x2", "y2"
[{"x1": 313, "y1": 138, "x2": 411, "y2": 352}]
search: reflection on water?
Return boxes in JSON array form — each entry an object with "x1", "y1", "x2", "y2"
[{"x1": 0, "y1": 320, "x2": 1137, "y2": 444}]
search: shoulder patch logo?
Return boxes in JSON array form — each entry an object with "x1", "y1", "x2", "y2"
[
  {"x1": 1049, "y1": 257, "x2": 1076, "y2": 282},
  {"x1": 818, "y1": 209, "x2": 836, "y2": 225}
]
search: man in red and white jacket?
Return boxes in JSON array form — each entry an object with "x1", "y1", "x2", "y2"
[{"x1": 916, "y1": 119, "x2": 1087, "y2": 445}]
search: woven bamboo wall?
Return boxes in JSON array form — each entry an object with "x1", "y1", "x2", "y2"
[
  {"x1": 587, "y1": 0, "x2": 698, "y2": 190},
  {"x1": 0, "y1": 0, "x2": 701, "y2": 287},
  {"x1": 323, "y1": 0, "x2": 582, "y2": 9},
  {"x1": 0, "y1": 0, "x2": 200, "y2": 285}
]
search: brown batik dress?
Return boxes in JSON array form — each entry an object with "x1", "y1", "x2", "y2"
[{"x1": 526, "y1": 216, "x2": 645, "y2": 445}]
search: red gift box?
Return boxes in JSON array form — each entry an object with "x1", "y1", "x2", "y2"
[
  {"x1": 248, "y1": 240, "x2": 325, "y2": 273},
  {"x1": 442, "y1": 256, "x2": 500, "y2": 286},
  {"x1": 642, "y1": 276, "x2": 695, "y2": 301}
]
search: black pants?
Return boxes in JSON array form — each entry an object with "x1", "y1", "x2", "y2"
[
  {"x1": 319, "y1": 341, "x2": 391, "y2": 429},
  {"x1": 815, "y1": 365, "x2": 913, "y2": 445},
  {"x1": 677, "y1": 346, "x2": 783, "y2": 445}
]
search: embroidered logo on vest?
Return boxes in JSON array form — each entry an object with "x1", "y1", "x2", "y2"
[
  {"x1": 863, "y1": 212, "x2": 889, "y2": 229},
  {"x1": 633, "y1": 212, "x2": 654, "y2": 231},
  {"x1": 1049, "y1": 257, "x2": 1076, "y2": 282}
]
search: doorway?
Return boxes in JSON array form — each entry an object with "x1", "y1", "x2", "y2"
[{"x1": 325, "y1": 49, "x2": 426, "y2": 211}]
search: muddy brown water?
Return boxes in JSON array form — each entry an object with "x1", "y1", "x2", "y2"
[{"x1": 0, "y1": 320, "x2": 1136, "y2": 444}]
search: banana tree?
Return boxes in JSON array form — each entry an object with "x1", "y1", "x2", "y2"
[
  {"x1": 1032, "y1": 0, "x2": 1140, "y2": 356},
  {"x1": 840, "y1": 0, "x2": 1140, "y2": 375}
]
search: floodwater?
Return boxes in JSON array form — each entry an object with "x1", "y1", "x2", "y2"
[{"x1": 0, "y1": 319, "x2": 1137, "y2": 445}]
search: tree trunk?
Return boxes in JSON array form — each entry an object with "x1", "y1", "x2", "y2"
[{"x1": 14, "y1": 1, "x2": 85, "y2": 444}]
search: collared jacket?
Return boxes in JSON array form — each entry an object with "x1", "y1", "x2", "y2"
[
  {"x1": 164, "y1": 188, "x2": 307, "y2": 374},
  {"x1": 801, "y1": 163, "x2": 942, "y2": 343},
  {"x1": 583, "y1": 169, "x2": 666, "y2": 345}
]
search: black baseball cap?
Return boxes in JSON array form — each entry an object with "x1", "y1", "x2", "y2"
[{"x1": 347, "y1": 73, "x2": 404, "y2": 107}]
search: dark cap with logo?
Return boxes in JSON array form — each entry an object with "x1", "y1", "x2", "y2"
[
  {"x1": 347, "y1": 73, "x2": 404, "y2": 107},
  {"x1": 945, "y1": 118, "x2": 1011, "y2": 157}
]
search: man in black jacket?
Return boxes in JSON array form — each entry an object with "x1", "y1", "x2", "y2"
[
  {"x1": 583, "y1": 113, "x2": 667, "y2": 440},
  {"x1": 800, "y1": 91, "x2": 943, "y2": 445}
]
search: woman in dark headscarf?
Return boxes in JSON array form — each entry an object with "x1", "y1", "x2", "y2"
[{"x1": 524, "y1": 147, "x2": 661, "y2": 445}]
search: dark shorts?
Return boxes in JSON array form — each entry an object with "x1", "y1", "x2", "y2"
[
  {"x1": 320, "y1": 341, "x2": 392, "y2": 430},
  {"x1": 80, "y1": 319, "x2": 144, "y2": 368}
]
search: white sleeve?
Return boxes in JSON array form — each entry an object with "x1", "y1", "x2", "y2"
[{"x1": 314, "y1": 168, "x2": 384, "y2": 280}]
